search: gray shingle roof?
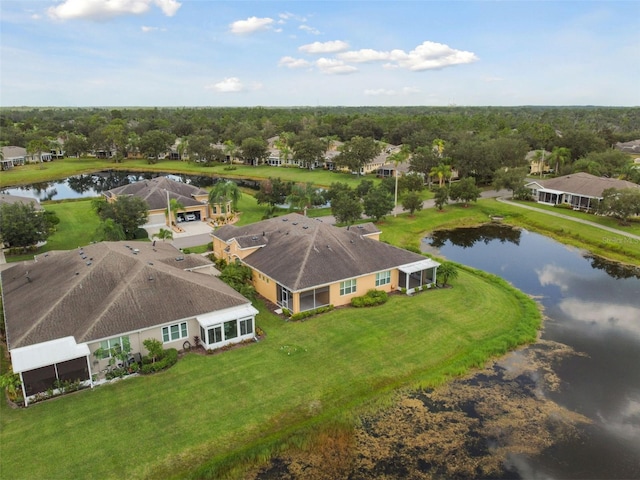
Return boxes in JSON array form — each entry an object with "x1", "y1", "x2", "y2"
[
  {"x1": 533, "y1": 172, "x2": 639, "y2": 198},
  {"x1": 213, "y1": 213, "x2": 427, "y2": 291},
  {"x1": 1, "y1": 241, "x2": 250, "y2": 349},
  {"x1": 103, "y1": 176, "x2": 208, "y2": 210},
  {"x1": 0, "y1": 194, "x2": 43, "y2": 210}
]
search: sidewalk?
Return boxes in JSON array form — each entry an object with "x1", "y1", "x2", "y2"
[{"x1": 496, "y1": 197, "x2": 640, "y2": 242}]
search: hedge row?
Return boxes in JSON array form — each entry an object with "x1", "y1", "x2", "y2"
[{"x1": 141, "y1": 348, "x2": 178, "y2": 374}]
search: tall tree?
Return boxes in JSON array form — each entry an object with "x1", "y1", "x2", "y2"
[
  {"x1": 434, "y1": 186, "x2": 449, "y2": 211},
  {"x1": 402, "y1": 191, "x2": 423, "y2": 216},
  {"x1": 140, "y1": 129, "x2": 174, "y2": 164},
  {"x1": 363, "y1": 186, "x2": 394, "y2": 221},
  {"x1": 335, "y1": 136, "x2": 381, "y2": 175},
  {"x1": 209, "y1": 180, "x2": 241, "y2": 212},
  {"x1": 449, "y1": 177, "x2": 481, "y2": 207},
  {"x1": 597, "y1": 188, "x2": 640, "y2": 225},
  {"x1": 240, "y1": 137, "x2": 268, "y2": 166},
  {"x1": 492, "y1": 167, "x2": 530, "y2": 200},
  {"x1": 430, "y1": 163, "x2": 453, "y2": 187},
  {"x1": 548, "y1": 146, "x2": 571, "y2": 174},
  {"x1": 331, "y1": 191, "x2": 363, "y2": 225},
  {"x1": 93, "y1": 196, "x2": 149, "y2": 240},
  {"x1": 292, "y1": 136, "x2": 325, "y2": 169},
  {"x1": 0, "y1": 202, "x2": 57, "y2": 249},
  {"x1": 255, "y1": 177, "x2": 293, "y2": 207}
]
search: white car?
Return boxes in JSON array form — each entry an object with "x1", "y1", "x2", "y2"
[{"x1": 184, "y1": 214, "x2": 196, "y2": 222}]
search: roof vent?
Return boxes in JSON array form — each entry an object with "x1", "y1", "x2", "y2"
[
  {"x1": 133, "y1": 248, "x2": 140, "y2": 254},
  {"x1": 292, "y1": 222, "x2": 298, "y2": 225},
  {"x1": 176, "y1": 256, "x2": 184, "y2": 261},
  {"x1": 282, "y1": 218, "x2": 288, "y2": 221},
  {"x1": 86, "y1": 261, "x2": 92, "y2": 266},
  {"x1": 252, "y1": 236, "x2": 258, "y2": 241},
  {"x1": 357, "y1": 225, "x2": 364, "y2": 229},
  {"x1": 303, "y1": 226, "x2": 308, "y2": 229}
]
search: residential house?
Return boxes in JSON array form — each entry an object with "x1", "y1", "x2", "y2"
[
  {"x1": 211, "y1": 213, "x2": 440, "y2": 314},
  {"x1": 103, "y1": 176, "x2": 231, "y2": 229},
  {"x1": 0, "y1": 193, "x2": 43, "y2": 211},
  {"x1": 525, "y1": 172, "x2": 640, "y2": 211},
  {"x1": 1, "y1": 241, "x2": 258, "y2": 405},
  {"x1": 527, "y1": 150, "x2": 552, "y2": 176},
  {"x1": 1, "y1": 146, "x2": 27, "y2": 170}
]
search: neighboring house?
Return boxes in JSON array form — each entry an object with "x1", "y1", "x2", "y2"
[
  {"x1": 525, "y1": 172, "x2": 640, "y2": 211},
  {"x1": 1, "y1": 146, "x2": 27, "y2": 170},
  {"x1": 103, "y1": 176, "x2": 231, "y2": 228},
  {"x1": 0, "y1": 193, "x2": 43, "y2": 211},
  {"x1": 527, "y1": 150, "x2": 552, "y2": 176},
  {"x1": 25, "y1": 150, "x2": 53, "y2": 163},
  {"x1": 0, "y1": 241, "x2": 258, "y2": 406},
  {"x1": 212, "y1": 213, "x2": 440, "y2": 314},
  {"x1": 615, "y1": 139, "x2": 640, "y2": 154},
  {"x1": 50, "y1": 138, "x2": 66, "y2": 159}
]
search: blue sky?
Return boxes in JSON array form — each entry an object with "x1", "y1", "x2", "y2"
[{"x1": 1, "y1": 1, "x2": 639, "y2": 107}]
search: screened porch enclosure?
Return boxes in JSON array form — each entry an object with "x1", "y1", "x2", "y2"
[
  {"x1": 398, "y1": 259, "x2": 439, "y2": 293},
  {"x1": 21, "y1": 357, "x2": 90, "y2": 396},
  {"x1": 299, "y1": 286, "x2": 331, "y2": 312}
]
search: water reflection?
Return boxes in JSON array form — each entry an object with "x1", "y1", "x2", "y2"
[
  {"x1": 423, "y1": 225, "x2": 640, "y2": 479},
  {"x1": 0, "y1": 171, "x2": 252, "y2": 201}
]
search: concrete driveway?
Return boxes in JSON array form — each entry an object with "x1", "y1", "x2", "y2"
[{"x1": 146, "y1": 220, "x2": 214, "y2": 249}]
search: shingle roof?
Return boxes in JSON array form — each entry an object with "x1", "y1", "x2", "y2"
[
  {"x1": 533, "y1": 172, "x2": 639, "y2": 198},
  {"x1": 1, "y1": 241, "x2": 250, "y2": 349},
  {"x1": 103, "y1": 176, "x2": 208, "y2": 210},
  {"x1": 0, "y1": 194, "x2": 43, "y2": 210},
  {"x1": 1, "y1": 146, "x2": 27, "y2": 159},
  {"x1": 213, "y1": 213, "x2": 427, "y2": 291}
]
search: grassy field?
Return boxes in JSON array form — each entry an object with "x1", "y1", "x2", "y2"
[{"x1": 0, "y1": 268, "x2": 539, "y2": 480}]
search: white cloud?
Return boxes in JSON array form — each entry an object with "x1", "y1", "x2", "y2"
[
  {"x1": 315, "y1": 58, "x2": 357, "y2": 75},
  {"x1": 364, "y1": 87, "x2": 420, "y2": 96},
  {"x1": 141, "y1": 25, "x2": 158, "y2": 33},
  {"x1": 205, "y1": 78, "x2": 263, "y2": 93},
  {"x1": 337, "y1": 41, "x2": 478, "y2": 71},
  {"x1": 558, "y1": 298, "x2": 640, "y2": 338},
  {"x1": 278, "y1": 56, "x2": 311, "y2": 69},
  {"x1": 338, "y1": 49, "x2": 392, "y2": 63},
  {"x1": 230, "y1": 16, "x2": 274, "y2": 34},
  {"x1": 299, "y1": 25, "x2": 321, "y2": 35},
  {"x1": 47, "y1": 0, "x2": 181, "y2": 21},
  {"x1": 299, "y1": 40, "x2": 349, "y2": 54},
  {"x1": 206, "y1": 77, "x2": 244, "y2": 93}
]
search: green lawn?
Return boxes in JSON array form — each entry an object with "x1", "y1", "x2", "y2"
[{"x1": 0, "y1": 269, "x2": 539, "y2": 480}]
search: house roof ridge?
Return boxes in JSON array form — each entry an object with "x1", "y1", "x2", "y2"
[
  {"x1": 292, "y1": 223, "x2": 321, "y2": 289},
  {"x1": 74, "y1": 249, "x2": 147, "y2": 342}
]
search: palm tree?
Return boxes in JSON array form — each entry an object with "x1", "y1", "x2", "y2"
[
  {"x1": 165, "y1": 197, "x2": 185, "y2": 226},
  {"x1": 209, "y1": 180, "x2": 241, "y2": 213},
  {"x1": 549, "y1": 146, "x2": 570, "y2": 175},
  {"x1": 430, "y1": 163, "x2": 452, "y2": 188},
  {"x1": 177, "y1": 137, "x2": 189, "y2": 161},
  {"x1": 388, "y1": 145, "x2": 411, "y2": 217},
  {"x1": 533, "y1": 150, "x2": 548, "y2": 178},
  {"x1": 432, "y1": 138, "x2": 446, "y2": 158},
  {"x1": 223, "y1": 140, "x2": 237, "y2": 164},
  {"x1": 437, "y1": 261, "x2": 458, "y2": 287},
  {"x1": 286, "y1": 183, "x2": 315, "y2": 215},
  {"x1": 153, "y1": 228, "x2": 173, "y2": 242}
]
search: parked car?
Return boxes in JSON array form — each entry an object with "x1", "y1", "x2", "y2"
[{"x1": 184, "y1": 213, "x2": 197, "y2": 221}]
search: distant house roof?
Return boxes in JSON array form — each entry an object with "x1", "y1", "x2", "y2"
[
  {"x1": 103, "y1": 176, "x2": 208, "y2": 210},
  {"x1": 213, "y1": 213, "x2": 428, "y2": 291},
  {"x1": 0, "y1": 193, "x2": 43, "y2": 211},
  {"x1": 1, "y1": 241, "x2": 250, "y2": 350},
  {"x1": 1, "y1": 146, "x2": 27, "y2": 160},
  {"x1": 527, "y1": 172, "x2": 640, "y2": 198}
]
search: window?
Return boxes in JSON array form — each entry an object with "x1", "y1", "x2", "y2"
[
  {"x1": 240, "y1": 318, "x2": 253, "y2": 336},
  {"x1": 340, "y1": 279, "x2": 357, "y2": 296},
  {"x1": 98, "y1": 336, "x2": 130, "y2": 358},
  {"x1": 162, "y1": 322, "x2": 188, "y2": 343},
  {"x1": 224, "y1": 320, "x2": 238, "y2": 340},
  {"x1": 376, "y1": 271, "x2": 391, "y2": 287},
  {"x1": 207, "y1": 325, "x2": 223, "y2": 344}
]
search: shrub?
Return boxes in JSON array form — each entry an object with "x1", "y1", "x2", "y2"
[
  {"x1": 141, "y1": 348, "x2": 178, "y2": 374},
  {"x1": 132, "y1": 227, "x2": 149, "y2": 239},
  {"x1": 351, "y1": 289, "x2": 388, "y2": 307},
  {"x1": 290, "y1": 305, "x2": 334, "y2": 321}
]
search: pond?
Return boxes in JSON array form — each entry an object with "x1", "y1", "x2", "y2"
[
  {"x1": 423, "y1": 225, "x2": 640, "y2": 479},
  {"x1": 0, "y1": 171, "x2": 260, "y2": 201}
]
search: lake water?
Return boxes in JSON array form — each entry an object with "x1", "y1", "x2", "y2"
[
  {"x1": 424, "y1": 225, "x2": 640, "y2": 479},
  {"x1": 0, "y1": 171, "x2": 257, "y2": 201}
]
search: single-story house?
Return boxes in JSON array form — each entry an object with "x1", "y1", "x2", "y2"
[
  {"x1": 525, "y1": 172, "x2": 640, "y2": 211},
  {"x1": 1, "y1": 146, "x2": 27, "y2": 170},
  {"x1": 103, "y1": 176, "x2": 231, "y2": 228},
  {"x1": 211, "y1": 213, "x2": 440, "y2": 314},
  {"x1": 1, "y1": 241, "x2": 258, "y2": 405},
  {"x1": 527, "y1": 150, "x2": 552, "y2": 176},
  {"x1": 0, "y1": 193, "x2": 43, "y2": 211}
]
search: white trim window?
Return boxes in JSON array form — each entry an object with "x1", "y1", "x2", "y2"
[
  {"x1": 98, "y1": 336, "x2": 131, "y2": 358},
  {"x1": 340, "y1": 279, "x2": 357, "y2": 296},
  {"x1": 375, "y1": 271, "x2": 391, "y2": 287},
  {"x1": 162, "y1": 322, "x2": 188, "y2": 343},
  {"x1": 240, "y1": 318, "x2": 253, "y2": 336}
]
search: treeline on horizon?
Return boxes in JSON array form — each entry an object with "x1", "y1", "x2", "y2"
[{"x1": 1, "y1": 105, "x2": 639, "y2": 185}]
